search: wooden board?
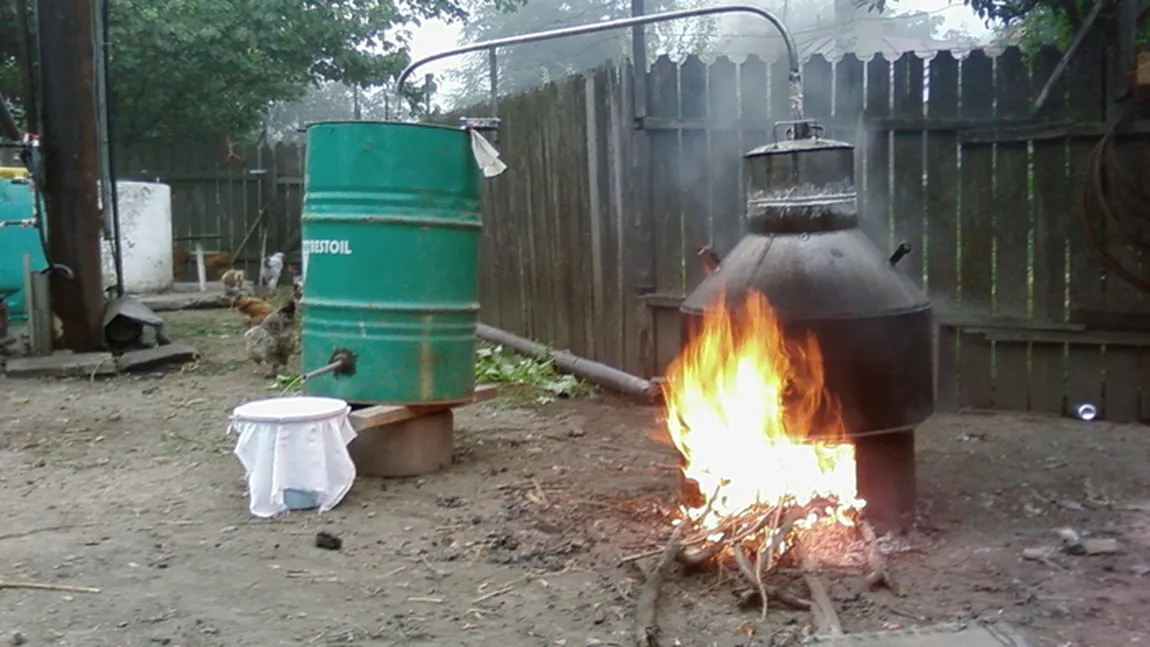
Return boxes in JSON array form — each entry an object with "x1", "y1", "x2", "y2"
[
  {"x1": 1063, "y1": 36, "x2": 1106, "y2": 415},
  {"x1": 992, "y1": 47, "x2": 1033, "y2": 412},
  {"x1": 862, "y1": 55, "x2": 892, "y2": 251},
  {"x1": 890, "y1": 52, "x2": 925, "y2": 288},
  {"x1": 1027, "y1": 46, "x2": 1070, "y2": 416},
  {"x1": 957, "y1": 50, "x2": 996, "y2": 409},
  {"x1": 925, "y1": 51, "x2": 961, "y2": 411},
  {"x1": 348, "y1": 383, "x2": 500, "y2": 432}
]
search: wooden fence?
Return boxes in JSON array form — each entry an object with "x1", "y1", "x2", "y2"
[
  {"x1": 123, "y1": 41, "x2": 1150, "y2": 423},
  {"x1": 113, "y1": 141, "x2": 306, "y2": 278},
  {"x1": 456, "y1": 43, "x2": 1150, "y2": 423}
]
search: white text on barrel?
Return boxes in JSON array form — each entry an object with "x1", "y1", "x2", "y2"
[{"x1": 303, "y1": 239, "x2": 353, "y2": 255}]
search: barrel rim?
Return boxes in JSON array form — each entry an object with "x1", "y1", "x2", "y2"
[{"x1": 305, "y1": 120, "x2": 463, "y2": 133}]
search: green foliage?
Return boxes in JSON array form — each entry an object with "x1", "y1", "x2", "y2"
[
  {"x1": 475, "y1": 344, "x2": 593, "y2": 404},
  {"x1": 0, "y1": 0, "x2": 523, "y2": 145}
]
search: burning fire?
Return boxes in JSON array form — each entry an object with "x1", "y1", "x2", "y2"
[{"x1": 663, "y1": 290, "x2": 864, "y2": 532}]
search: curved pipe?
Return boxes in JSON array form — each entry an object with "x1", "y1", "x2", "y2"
[{"x1": 395, "y1": 4, "x2": 803, "y2": 119}]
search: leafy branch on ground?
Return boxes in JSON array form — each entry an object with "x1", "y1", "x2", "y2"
[{"x1": 475, "y1": 344, "x2": 594, "y2": 404}]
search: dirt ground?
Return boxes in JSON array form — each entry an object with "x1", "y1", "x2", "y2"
[{"x1": 2, "y1": 308, "x2": 1150, "y2": 647}]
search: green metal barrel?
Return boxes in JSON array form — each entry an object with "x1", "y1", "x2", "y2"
[{"x1": 300, "y1": 121, "x2": 482, "y2": 405}]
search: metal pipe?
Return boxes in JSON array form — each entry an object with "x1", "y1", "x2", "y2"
[
  {"x1": 92, "y1": 0, "x2": 115, "y2": 244},
  {"x1": 477, "y1": 323, "x2": 659, "y2": 402},
  {"x1": 101, "y1": 0, "x2": 125, "y2": 297},
  {"x1": 396, "y1": 4, "x2": 803, "y2": 119}
]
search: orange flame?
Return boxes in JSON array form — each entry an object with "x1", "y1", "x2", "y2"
[{"x1": 663, "y1": 290, "x2": 864, "y2": 530}]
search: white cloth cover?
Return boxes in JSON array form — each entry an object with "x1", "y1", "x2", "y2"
[
  {"x1": 469, "y1": 129, "x2": 507, "y2": 178},
  {"x1": 228, "y1": 397, "x2": 358, "y2": 518}
]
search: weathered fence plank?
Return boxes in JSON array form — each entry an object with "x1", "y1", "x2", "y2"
[
  {"x1": 890, "y1": 52, "x2": 925, "y2": 288},
  {"x1": 992, "y1": 46, "x2": 1034, "y2": 411},
  {"x1": 1064, "y1": 38, "x2": 1107, "y2": 414},
  {"x1": 680, "y1": 55, "x2": 710, "y2": 301},
  {"x1": 958, "y1": 50, "x2": 996, "y2": 410},
  {"x1": 1027, "y1": 46, "x2": 1069, "y2": 415},
  {"x1": 708, "y1": 56, "x2": 741, "y2": 260},
  {"x1": 862, "y1": 55, "x2": 892, "y2": 252},
  {"x1": 925, "y1": 51, "x2": 960, "y2": 412},
  {"x1": 648, "y1": 56, "x2": 684, "y2": 375}
]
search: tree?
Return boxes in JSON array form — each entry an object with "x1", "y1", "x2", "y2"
[
  {"x1": 444, "y1": 0, "x2": 719, "y2": 109},
  {"x1": 856, "y1": 0, "x2": 1129, "y2": 51},
  {"x1": 0, "y1": 0, "x2": 522, "y2": 146},
  {"x1": 263, "y1": 82, "x2": 414, "y2": 142}
]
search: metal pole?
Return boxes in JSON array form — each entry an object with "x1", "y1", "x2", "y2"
[
  {"x1": 487, "y1": 48, "x2": 499, "y2": 118},
  {"x1": 396, "y1": 4, "x2": 804, "y2": 120},
  {"x1": 92, "y1": 0, "x2": 114, "y2": 242},
  {"x1": 424, "y1": 72, "x2": 434, "y2": 114},
  {"x1": 630, "y1": 0, "x2": 648, "y2": 120},
  {"x1": 35, "y1": 0, "x2": 106, "y2": 351}
]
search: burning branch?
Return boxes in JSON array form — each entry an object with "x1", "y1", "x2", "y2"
[
  {"x1": 731, "y1": 543, "x2": 811, "y2": 610},
  {"x1": 859, "y1": 519, "x2": 900, "y2": 595},
  {"x1": 796, "y1": 539, "x2": 843, "y2": 636},
  {"x1": 632, "y1": 526, "x2": 683, "y2": 647}
]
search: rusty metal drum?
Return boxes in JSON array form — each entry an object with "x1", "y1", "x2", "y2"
[{"x1": 300, "y1": 121, "x2": 481, "y2": 405}]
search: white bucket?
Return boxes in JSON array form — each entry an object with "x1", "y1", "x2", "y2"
[{"x1": 228, "y1": 396, "x2": 358, "y2": 518}]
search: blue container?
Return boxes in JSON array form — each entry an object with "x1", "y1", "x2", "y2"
[
  {"x1": 283, "y1": 488, "x2": 319, "y2": 511},
  {"x1": 0, "y1": 172, "x2": 48, "y2": 322}
]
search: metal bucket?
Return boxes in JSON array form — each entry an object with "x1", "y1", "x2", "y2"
[{"x1": 300, "y1": 121, "x2": 482, "y2": 405}]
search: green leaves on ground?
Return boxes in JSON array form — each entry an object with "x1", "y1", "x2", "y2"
[{"x1": 475, "y1": 344, "x2": 593, "y2": 404}]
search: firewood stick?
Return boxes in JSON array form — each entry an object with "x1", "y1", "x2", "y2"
[
  {"x1": 731, "y1": 543, "x2": 811, "y2": 611},
  {"x1": 633, "y1": 526, "x2": 683, "y2": 647},
  {"x1": 678, "y1": 508, "x2": 793, "y2": 567},
  {"x1": 754, "y1": 502, "x2": 785, "y2": 620},
  {"x1": 859, "y1": 519, "x2": 900, "y2": 596},
  {"x1": 795, "y1": 541, "x2": 843, "y2": 636},
  {"x1": 0, "y1": 581, "x2": 101, "y2": 594}
]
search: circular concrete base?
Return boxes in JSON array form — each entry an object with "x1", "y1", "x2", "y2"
[{"x1": 347, "y1": 410, "x2": 454, "y2": 478}]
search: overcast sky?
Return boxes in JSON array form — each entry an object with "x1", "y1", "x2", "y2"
[{"x1": 407, "y1": 0, "x2": 994, "y2": 108}]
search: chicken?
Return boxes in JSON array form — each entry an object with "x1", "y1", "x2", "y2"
[
  {"x1": 220, "y1": 268, "x2": 246, "y2": 297},
  {"x1": 231, "y1": 295, "x2": 274, "y2": 328},
  {"x1": 205, "y1": 251, "x2": 232, "y2": 280},
  {"x1": 257, "y1": 252, "x2": 285, "y2": 297},
  {"x1": 173, "y1": 249, "x2": 191, "y2": 280},
  {"x1": 243, "y1": 298, "x2": 297, "y2": 377}
]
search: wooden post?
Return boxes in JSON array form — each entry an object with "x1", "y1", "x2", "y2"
[
  {"x1": 35, "y1": 0, "x2": 105, "y2": 351},
  {"x1": 194, "y1": 242, "x2": 206, "y2": 291}
]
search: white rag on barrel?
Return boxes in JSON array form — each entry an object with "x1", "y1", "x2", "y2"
[
  {"x1": 229, "y1": 398, "x2": 358, "y2": 518},
  {"x1": 469, "y1": 129, "x2": 507, "y2": 178}
]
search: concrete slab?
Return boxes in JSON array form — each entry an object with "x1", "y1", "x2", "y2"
[
  {"x1": 116, "y1": 343, "x2": 198, "y2": 373},
  {"x1": 5, "y1": 352, "x2": 118, "y2": 378},
  {"x1": 810, "y1": 621, "x2": 1030, "y2": 647},
  {"x1": 135, "y1": 290, "x2": 230, "y2": 312}
]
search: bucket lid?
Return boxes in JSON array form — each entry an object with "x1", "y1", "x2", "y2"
[{"x1": 232, "y1": 396, "x2": 349, "y2": 423}]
